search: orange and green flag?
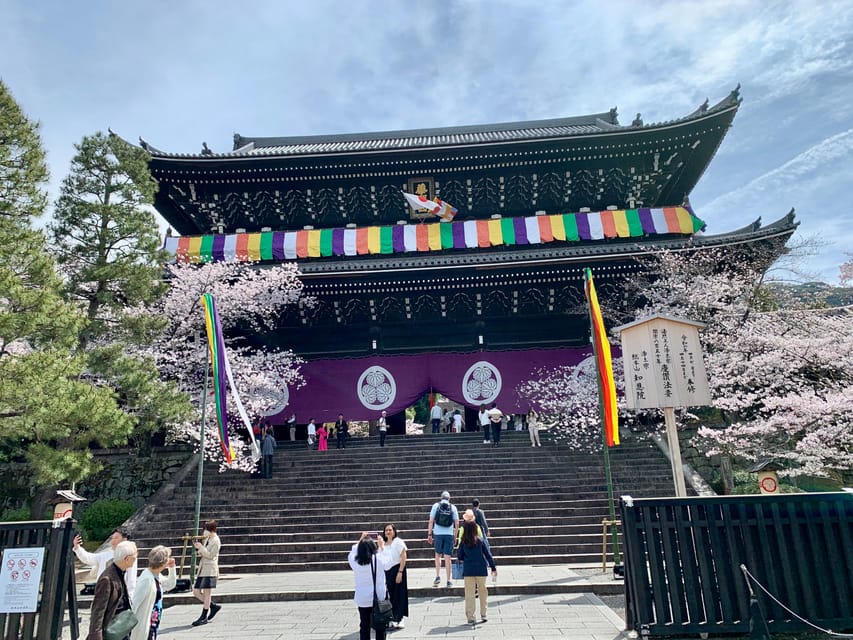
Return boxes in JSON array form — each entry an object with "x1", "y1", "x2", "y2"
[{"x1": 583, "y1": 268, "x2": 619, "y2": 446}]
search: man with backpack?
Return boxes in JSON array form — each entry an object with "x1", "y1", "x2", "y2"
[{"x1": 427, "y1": 490, "x2": 459, "y2": 588}]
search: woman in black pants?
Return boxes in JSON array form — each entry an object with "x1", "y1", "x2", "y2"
[{"x1": 347, "y1": 533, "x2": 391, "y2": 640}]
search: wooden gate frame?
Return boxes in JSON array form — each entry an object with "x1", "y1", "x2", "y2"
[{"x1": 620, "y1": 493, "x2": 853, "y2": 636}]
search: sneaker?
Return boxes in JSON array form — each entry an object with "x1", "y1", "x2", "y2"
[
  {"x1": 446, "y1": 580, "x2": 453, "y2": 588},
  {"x1": 483, "y1": 439, "x2": 489, "y2": 444},
  {"x1": 432, "y1": 576, "x2": 441, "y2": 587},
  {"x1": 480, "y1": 618, "x2": 488, "y2": 623},
  {"x1": 468, "y1": 619, "x2": 476, "y2": 625},
  {"x1": 191, "y1": 616, "x2": 208, "y2": 627},
  {"x1": 397, "y1": 620, "x2": 406, "y2": 629},
  {"x1": 207, "y1": 603, "x2": 221, "y2": 620}
]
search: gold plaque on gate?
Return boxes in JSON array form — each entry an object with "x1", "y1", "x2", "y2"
[{"x1": 406, "y1": 177, "x2": 435, "y2": 219}]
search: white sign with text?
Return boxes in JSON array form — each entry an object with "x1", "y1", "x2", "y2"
[{"x1": 0, "y1": 547, "x2": 44, "y2": 613}]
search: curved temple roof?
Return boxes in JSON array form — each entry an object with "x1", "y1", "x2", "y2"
[{"x1": 142, "y1": 86, "x2": 742, "y2": 159}]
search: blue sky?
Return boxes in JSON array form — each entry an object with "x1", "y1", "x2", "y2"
[{"x1": 2, "y1": 0, "x2": 852, "y2": 282}]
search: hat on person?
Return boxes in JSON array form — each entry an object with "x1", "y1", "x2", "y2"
[{"x1": 441, "y1": 491, "x2": 450, "y2": 500}]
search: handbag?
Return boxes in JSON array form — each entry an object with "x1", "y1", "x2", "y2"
[
  {"x1": 104, "y1": 609, "x2": 138, "y2": 640},
  {"x1": 451, "y1": 558, "x2": 464, "y2": 581},
  {"x1": 370, "y1": 557, "x2": 394, "y2": 630}
]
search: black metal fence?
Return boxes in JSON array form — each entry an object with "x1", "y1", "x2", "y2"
[
  {"x1": 620, "y1": 492, "x2": 853, "y2": 637},
  {"x1": 0, "y1": 519, "x2": 78, "y2": 640}
]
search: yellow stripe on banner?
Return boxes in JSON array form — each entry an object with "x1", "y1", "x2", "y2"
[
  {"x1": 307, "y1": 230, "x2": 321, "y2": 257},
  {"x1": 488, "y1": 219, "x2": 503, "y2": 245},
  {"x1": 367, "y1": 226, "x2": 381, "y2": 254},
  {"x1": 247, "y1": 233, "x2": 261, "y2": 260},
  {"x1": 550, "y1": 214, "x2": 566, "y2": 241},
  {"x1": 675, "y1": 207, "x2": 694, "y2": 233},
  {"x1": 187, "y1": 237, "x2": 202, "y2": 259},
  {"x1": 613, "y1": 210, "x2": 630, "y2": 237},
  {"x1": 428, "y1": 223, "x2": 442, "y2": 251}
]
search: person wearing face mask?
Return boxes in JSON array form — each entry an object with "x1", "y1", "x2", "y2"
[
  {"x1": 191, "y1": 520, "x2": 222, "y2": 627},
  {"x1": 73, "y1": 527, "x2": 137, "y2": 600}
]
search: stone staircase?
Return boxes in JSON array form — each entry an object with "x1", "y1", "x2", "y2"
[{"x1": 130, "y1": 430, "x2": 682, "y2": 573}]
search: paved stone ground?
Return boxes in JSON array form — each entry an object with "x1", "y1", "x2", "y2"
[{"x1": 70, "y1": 593, "x2": 628, "y2": 639}]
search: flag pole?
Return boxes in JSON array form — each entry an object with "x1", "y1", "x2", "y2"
[
  {"x1": 191, "y1": 335, "x2": 210, "y2": 581},
  {"x1": 584, "y1": 270, "x2": 621, "y2": 566}
]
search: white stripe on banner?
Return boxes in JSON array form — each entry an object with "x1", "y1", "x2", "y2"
[
  {"x1": 464, "y1": 220, "x2": 478, "y2": 248},
  {"x1": 221, "y1": 341, "x2": 260, "y2": 461},
  {"x1": 343, "y1": 229, "x2": 357, "y2": 256},
  {"x1": 164, "y1": 237, "x2": 179, "y2": 257},
  {"x1": 224, "y1": 235, "x2": 237, "y2": 260},
  {"x1": 525, "y1": 217, "x2": 541, "y2": 244},
  {"x1": 587, "y1": 213, "x2": 604, "y2": 240},
  {"x1": 651, "y1": 209, "x2": 668, "y2": 233},
  {"x1": 404, "y1": 225, "x2": 417, "y2": 252},
  {"x1": 284, "y1": 232, "x2": 297, "y2": 259}
]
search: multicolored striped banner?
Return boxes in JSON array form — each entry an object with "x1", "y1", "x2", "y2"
[
  {"x1": 200, "y1": 293, "x2": 236, "y2": 463},
  {"x1": 166, "y1": 206, "x2": 703, "y2": 263},
  {"x1": 584, "y1": 268, "x2": 619, "y2": 447}
]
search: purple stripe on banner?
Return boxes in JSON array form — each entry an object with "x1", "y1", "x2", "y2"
[
  {"x1": 638, "y1": 208, "x2": 655, "y2": 234},
  {"x1": 452, "y1": 222, "x2": 466, "y2": 248},
  {"x1": 332, "y1": 229, "x2": 345, "y2": 256},
  {"x1": 212, "y1": 235, "x2": 226, "y2": 262},
  {"x1": 514, "y1": 217, "x2": 528, "y2": 244},
  {"x1": 392, "y1": 225, "x2": 405, "y2": 252},
  {"x1": 576, "y1": 213, "x2": 591, "y2": 240},
  {"x1": 272, "y1": 232, "x2": 285, "y2": 260}
]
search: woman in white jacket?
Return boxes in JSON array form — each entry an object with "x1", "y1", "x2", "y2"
[{"x1": 131, "y1": 546, "x2": 176, "y2": 640}]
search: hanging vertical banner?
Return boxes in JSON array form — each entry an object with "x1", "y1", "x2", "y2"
[
  {"x1": 583, "y1": 268, "x2": 620, "y2": 446},
  {"x1": 200, "y1": 293, "x2": 261, "y2": 463}
]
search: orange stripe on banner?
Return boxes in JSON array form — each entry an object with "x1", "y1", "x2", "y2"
[
  {"x1": 416, "y1": 224, "x2": 430, "y2": 251},
  {"x1": 538, "y1": 215, "x2": 554, "y2": 242},
  {"x1": 600, "y1": 210, "x2": 617, "y2": 238},
  {"x1": 295, "y1": 231, "x2": 308, "y2": 258},
  {"x1": 176, "y1": 237, "x2": 191, "y2": 262},
  {"x1": 356, "y1": 228, "x2": 369, "y2": 254},
  {"x1": 663, "y1": 207, "x2": 681, "y2": 233},
  {"x1": 428, "y1": 223, "x2": 442, "y2": 250},
  {"x1": 477, "y1": 220, "x2": 490, "y2": 247},
  {"x1": 675, "y1": 206, "x2": 694, "y2": 233},
  {"x1": 488, "y1": 219, "x2": 503, "y2": 245},
  {"x1": 246, "y1": 233, "x2": 261, "y2": 260},
  {"x1": 236, "y1": 234, "x2": 250, "y2": 260}
]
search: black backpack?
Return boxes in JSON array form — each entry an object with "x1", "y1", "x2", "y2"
[{"x1": 434, "y1": 501, "x2": 454, "y2": 527}]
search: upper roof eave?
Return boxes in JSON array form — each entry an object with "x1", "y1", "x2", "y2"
[{"x1": 142, "y1": 86, "x2": 742, "y2": 161}]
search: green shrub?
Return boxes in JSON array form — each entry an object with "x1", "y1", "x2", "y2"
[
  {"x1": 1, "y1": 506, "x2": 31, "y2": 522},
  {"x1": 80, "y1": 499, "x2": 135, "y2": 543}
]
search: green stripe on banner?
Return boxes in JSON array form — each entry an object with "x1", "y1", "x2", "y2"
[
  {"x1": 440, "y1": 223, "x2": 454, "y2": 249},
  {"x1": 691, "y1": 213, "x2": 705, "y2": 233},
  {"x1": 200, "y1": 235, "x2": 214, "y2": 261},
  {"x1": 563, "y1": 214, "x2": 579, "y2": 241},
  {"x1": 380, "y1": 227, "x2": 394, "y2": 254},
  {"x1": 625, "y1": 209, "x2": 643, "y2": 237},
  {"x1": 500, "y1": 217, "x2": 515, "y2": 244},
  {"x1": 320, "y1": 229, "x2": 333, "y2": 256},
  {"x1": 260, "y1": 232, "x2": 274, "y2": 260}
]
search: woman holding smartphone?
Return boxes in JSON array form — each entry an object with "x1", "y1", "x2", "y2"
[
  {"x1": 382, "y1": 524, "x2": 408, "y2": 629},
  {"x1": 347, "y1": 532, "x2": 392, "y2": 640}
]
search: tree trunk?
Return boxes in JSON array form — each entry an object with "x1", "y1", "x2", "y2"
[{"x1": 720, "y1": 456, "x2": 735, "y2": 495}]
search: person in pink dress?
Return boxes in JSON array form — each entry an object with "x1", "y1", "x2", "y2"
[{"x1": 317, "y1": 424, "x2": 329, "y2": 451}]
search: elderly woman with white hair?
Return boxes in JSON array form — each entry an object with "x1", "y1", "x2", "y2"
[
  {"x1": 131, "y1": 546, "x2": 177, "y2": 640},
  {"x1": 87, "y1": 540, "x2": 138, "y2": 640}
]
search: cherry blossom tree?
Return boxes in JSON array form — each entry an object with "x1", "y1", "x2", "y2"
[
  {"x1": 518, "y1": 246, "x2": 853, "y2": 483},
  {"x1": 517, "y1": 357, "x2": 633, "y2": 452},
  {"x1": 139, "y1": 260, "x2": 311, "y2": 471},
  {"x1": 630, "y1": 249, "x2": 853, "y2": 482}
]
